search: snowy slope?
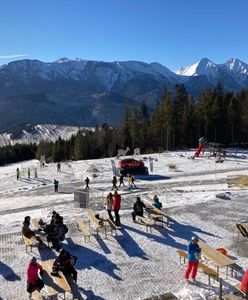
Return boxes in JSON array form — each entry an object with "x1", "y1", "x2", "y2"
[
  {"x1": 0, "y1": 124, "x2": 89, "y2": 147},
  {"x1": 0, "y1": 149, "x2": 248, "y2": 299}
]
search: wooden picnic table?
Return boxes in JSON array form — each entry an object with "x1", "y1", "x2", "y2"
[
  {"x1": 32, "y1": 218, "x2": 42, "y2": 230},
  {"x1": 198, "y1": 240, "x2": 236, "y2": 276},
  {"x1": 87, "y1": 209, "x2": 108, "y2": 238},
  {"x1": 143, "y1": 199, "x2": 171, "y2": 226},
  {"x1": 41, "y1": 259, "x2": 71, "y2": 297}
]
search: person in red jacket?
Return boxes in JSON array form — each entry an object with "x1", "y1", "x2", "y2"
[
  {"x1": 241, "y1": 268, "x2": 248, "y2": 295},
  {"x1": 26, "y1": 257, "x2": 44, "y2": 294},
  {"x1": 112, "y1": 190, "x2": 121, "y2": 226}
]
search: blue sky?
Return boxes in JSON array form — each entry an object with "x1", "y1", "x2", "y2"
[{"x1": 0, "y1": 0, "x2": 248, "y2": 70}]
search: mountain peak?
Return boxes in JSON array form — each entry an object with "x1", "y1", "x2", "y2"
[
  {"x1": 55, "y1": 57, "x2": 71, "y2": 63},
  {"x1": 175, "y1": 58, "x2": 217, "y2": 79}
]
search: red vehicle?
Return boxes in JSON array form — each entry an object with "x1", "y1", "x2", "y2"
[{"x1": 118, "y1": 159, "x2": 144, "y2": 168}]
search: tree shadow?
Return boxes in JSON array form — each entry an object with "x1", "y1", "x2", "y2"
[
  {"x1": 62, "y1": 242, "x2": 122, "y2": 281},
  {"x1": 0, "y1": 261, "x2": 21, "y2": 281},
  {"x1": 115, "y1": 226, "x2": 149, "y2": 259}
]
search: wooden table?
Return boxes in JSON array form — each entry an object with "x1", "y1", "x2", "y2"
[
  {"x1": 41, "y1": 259, "x2": 71, "y2": 298},
  {"x1": 32, "y1": 218, "x2": 42, "y2": 230},
  {"x1": 198, "y1": 240, "x2": 236, "y2": 277},
  {"x1": 143, "y1": 199, "x2": 171, "y2": 226},
  {"x1": 87, "y1": 210, "x2": 108, "y2": 238}
]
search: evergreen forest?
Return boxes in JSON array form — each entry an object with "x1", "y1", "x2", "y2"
[{"x1": 1, "y1": 83, "x2": 248, "y2": 166}]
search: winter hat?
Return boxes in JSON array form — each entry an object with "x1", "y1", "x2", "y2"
[{"x1": 191, "y1": 236, "x2": 199, "y2": 242}]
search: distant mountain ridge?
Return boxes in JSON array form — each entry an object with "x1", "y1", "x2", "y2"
[
  {"x1": 0, "y1": 57, "x2": 248, "y2": 132},
  {"x1": 0, "y1": 124, "x2": 86, "y2": 147}
]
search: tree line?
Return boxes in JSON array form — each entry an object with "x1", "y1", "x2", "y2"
[{"x1": 1, "y1": 83, "x2": 248, "y2": 165}]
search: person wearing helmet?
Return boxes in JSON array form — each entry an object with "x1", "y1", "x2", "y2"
[
  {"x1": 26, "y1": 257, "x2": 44, "y2": 294},
  {"x1": 184, "y1": 236, "x2": 201, "y2": 282}
]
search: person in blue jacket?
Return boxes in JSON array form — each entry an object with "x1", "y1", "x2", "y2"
[{"x1": 184, "y1": 236, "x2": 201, "y2": 282}]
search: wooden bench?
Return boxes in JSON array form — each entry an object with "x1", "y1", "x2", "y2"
[
  {"x1": 41, "y1": 259, "x2": 71, "y2": 298},
  {"x1": 176, "y1": 249, "x2": 219, "y2": 285},
  {"x1": 23, "y1": 235, "x2": 34, "y2": 252},
  {"x1": 87, "y1": 210, "x2": 108, "y2": 238},
  {"x1": 76, "y1": 218, "x2": 91, "y2": 242},
  {"x1": 31, "y1": 290, "x2": 42, "y2": 300},
  {"x1": 136, "y1": 215, "x2": 155, "y2": 232},
  {"x1": 102, "y1": 215, "x2": 117, "y2": 236},
  {"x1": 150, "y1": 213, "x2": 164, "y2": 227}
]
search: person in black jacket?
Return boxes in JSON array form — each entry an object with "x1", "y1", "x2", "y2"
[
  {"x1": 52, "y1": 249, "x2": 77, "y2": 282},
  {"x1": 132, "y1": 197, "x2": 146, "y2": 222},
  {"x1": 54, "y1": 179, "x2": 59, "y2": 192}
]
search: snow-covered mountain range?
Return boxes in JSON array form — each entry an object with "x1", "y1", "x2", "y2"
[
  {"x1": 0, "y1": 124, "x2": 85, "y2": 147},
  {"x1": 0, "y1": 57, "x2": 248, "y2": 133}
]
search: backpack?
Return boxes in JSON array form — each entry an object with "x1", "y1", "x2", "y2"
[{"x1": 63, "y1": 224, "x2": 68, "y2": 234}]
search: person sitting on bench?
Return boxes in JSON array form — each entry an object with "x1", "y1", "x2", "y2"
[
  {"x1": 27, "y1": 257, "x2": 44, "y2": 294},
  {"x1": 52, "y1": 249, "x2": 77, "y2": 282},
  {"x1": 152, "y1": 195, "x2": 162, "y2": 209},
  {"x1": 22, "y1": 216, "x2": 43, "y2": 244},
  {"x1": 132, "y1": 197, "x2": 146, "y2": 222},
  {"x1": 241, "y1": 268, "x2": 248, "y2": 295}
]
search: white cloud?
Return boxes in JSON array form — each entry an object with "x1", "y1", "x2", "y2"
[{"x1": 0, "y1": 54, "x2": 30, "y2": 59}]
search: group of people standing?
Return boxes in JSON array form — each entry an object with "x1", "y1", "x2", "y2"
[
  {"x1": 16, "y1": 167, "x2": 38, "y2": 180},
  {"x1": 112, "y1": 174, "x2": 136, "y2": 190},
  {"x1": 105, "y1": 191, "x2": 121, "y2": 226}
]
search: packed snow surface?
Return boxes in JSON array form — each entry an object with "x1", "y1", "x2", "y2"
[{"x1": 0, "y1": 149, "x2": 248, "y2": 299}]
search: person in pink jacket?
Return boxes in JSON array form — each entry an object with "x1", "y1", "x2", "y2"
[
  {"x1": 112, "y1": 191, "x2": 121, "y2": 226},
  {"x1": 26, "y1": 257, "x2": 44, "y2": 294}
]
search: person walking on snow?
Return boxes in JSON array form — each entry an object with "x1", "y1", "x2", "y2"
[
  {"x1": 16, "y1": 168, "x2": 20, "y2": 180},
  {"x1": 112, "y1": 176, "x2": 118, "y2": 190},
  {"x1": 119, "y1": 174, "x2": 125, "y2": 187},
  {"x1": 28, "y1": 168, "x2": 31, "y2": 179},
  {"x1": 130, "y1": 176, "x2": 136, "y2": 188},
  {"x1": 85, "y1": 177, "x2": 90, "y2": 189},
  {"x1": 184, "y1": 236, "x2": 201, "y2": 282},
  {"x1": 127, "y1": 174, "x2": 132, "y2": 187},
  {"x1": 112, "y1": 190, "x2": 121, "y2": 226},
  {"x1": 54, "y1": 179, "x2": 59, "y2": 192},
  {"x1": 57, "y1": 163, "x2": 61, "y2": 172}
]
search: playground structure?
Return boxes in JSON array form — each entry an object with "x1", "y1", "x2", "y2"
[{"x1": 193, "y1": 137, "x2": 226, "y2": 160}]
